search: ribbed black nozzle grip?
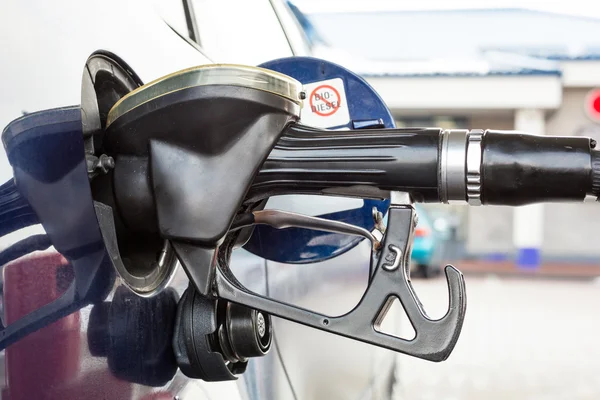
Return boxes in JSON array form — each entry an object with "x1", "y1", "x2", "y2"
[
  {"x1": 591, "y1": 150, "x2": 600, "y2": 198},
  {"x1": 248, "y1": 124, "x2": 442, "y2": 203}
]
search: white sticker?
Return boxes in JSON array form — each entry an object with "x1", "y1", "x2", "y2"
[{"x1": 301, "y1": 78, "x2": 350, "y2": 128}]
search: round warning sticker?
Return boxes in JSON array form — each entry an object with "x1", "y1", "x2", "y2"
[
  {"x1": 302, "y1": 78, "x2": 350, "y2": 128},
  {"x1": 309, "y1": 85, "x2": 341, "y2": 116}
]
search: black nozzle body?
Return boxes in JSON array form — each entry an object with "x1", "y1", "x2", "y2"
[{"x1": 250, "y1": 125, "x2": 598, "y2": 207}]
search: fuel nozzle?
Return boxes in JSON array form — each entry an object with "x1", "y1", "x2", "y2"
[{"x1": 251, "y1": 126, "x2": 598, "y2": 207}]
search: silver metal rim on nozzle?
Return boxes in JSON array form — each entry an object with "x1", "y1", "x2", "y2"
[
  {"x1": 440, "y1": 129, "x2": 468, "y2": 203},
  {"x1": 466, "y1": 129, "x2": 484, "y2": 205},
  {"x1": 439, "y1": 129, "x2": 483, "y2": 205}
]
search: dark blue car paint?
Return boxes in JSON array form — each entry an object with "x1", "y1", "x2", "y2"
[
  {"x1": 0, "y1": 106, "x2": 114, "y2": 351},
  {"x1": 0, "y1": 107, "x2": 191, "y2": 398}
]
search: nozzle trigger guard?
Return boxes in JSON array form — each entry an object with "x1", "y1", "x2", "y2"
[{"x1": 214, "y1": 193, "x2": 467, "y2": 362}]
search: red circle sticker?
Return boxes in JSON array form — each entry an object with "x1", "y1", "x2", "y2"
[{"x1": 309, "y1": 84, "x2": 341, "y2": 117}]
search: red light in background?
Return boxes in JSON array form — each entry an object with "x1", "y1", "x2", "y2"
[
  {"x1": 594, "y1": 96, "x2": 600, "y2": 114},
  {"x1": 585, "y1": 89, "x2": 600, "y2": 122}
]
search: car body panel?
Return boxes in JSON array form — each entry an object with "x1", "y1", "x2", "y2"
[
  {"x1": 0, "y1": 1, "x2": 231, "y2": 398},
  {"x1": 0, "y1": 0, "x2": 212, "y2": 184},
  {"x1": 0, "y1": 1, "x2": 399, "y2": 399}
]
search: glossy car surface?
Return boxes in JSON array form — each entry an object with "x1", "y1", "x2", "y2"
[{"x1": 0, "y1": 1, "x2": 400, "y2": 399}]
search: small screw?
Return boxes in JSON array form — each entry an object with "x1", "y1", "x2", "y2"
[
  {"x1": 300, "y1": 91, "x2": 306, "y2": 100},
  {"x1": 322, "y1": 318, "x2": 329, "y2": 326},
  {"x1": 98, "y1": 154, "x2": 115, "y2": 172},
  {"x1": 257, "y1": 312, "x2": 266, "y2": 338}
]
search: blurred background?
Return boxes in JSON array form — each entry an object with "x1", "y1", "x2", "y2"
[{"x1": 288, "y1": 0, "x2": 600, "y2": 399}]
